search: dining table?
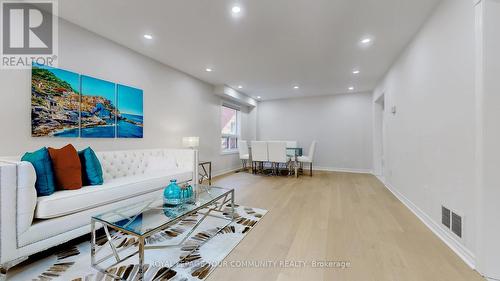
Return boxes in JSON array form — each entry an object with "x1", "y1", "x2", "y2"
[{"x1": 247, "y1": 146, "x2": 303, "y2": 177}]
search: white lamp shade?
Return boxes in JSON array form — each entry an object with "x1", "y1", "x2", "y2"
[{"x1": 182, "y1": 136, "x2": 199, "y2": 148}]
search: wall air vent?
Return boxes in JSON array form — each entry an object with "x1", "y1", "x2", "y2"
[
  {"x1": 442, "y1": 206, "x2": 451, "y2": 228},
  {"x1": 451, "y1": 212, "x2": 462, "y2": 238}
]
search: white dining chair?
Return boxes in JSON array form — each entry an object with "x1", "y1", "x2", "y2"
[
  {"x1": 251, "y1": 141, "x2": 268, "y2": 174},
  {"x1": 297, "y1": 141, "x2": 317, "y2": 176},
  {"x1": 268, "y1": 141, "x2": 289, "y2": 175},
  {"x1": 238, "y1": 140, "x2": 250, "y2": 171}
]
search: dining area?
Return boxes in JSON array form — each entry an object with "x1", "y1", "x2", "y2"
[{"x1": 237, "y1": 140, "x2": 317, "y2": 177}]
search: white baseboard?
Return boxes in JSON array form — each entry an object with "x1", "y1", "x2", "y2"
[
  {"x1": 212, "y1": 166, "x2": 241, "y2": 178},
  {"x1": 375, "y1": 176, "x2": 476, "y2": 269},
  {"x1": 314, "y1": 166, "x2": 373, "y2": 174},
  {"x1": 212, "y1": 166, "x2": 372, "y2": 177}
]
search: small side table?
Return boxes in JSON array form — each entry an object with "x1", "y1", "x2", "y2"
[{"x1": 199, "y1": 161, "x2": 212, "y2": 185}]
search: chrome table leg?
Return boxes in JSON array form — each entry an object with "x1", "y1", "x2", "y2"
[{"x1": 138, "y1": 237, "x2": 145, "y2": 281}]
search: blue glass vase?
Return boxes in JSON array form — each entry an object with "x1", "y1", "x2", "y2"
[
  {"x1": 182, "y1": 185, "x2": 194, "y2": 203},
  {"x1": 163, "y1": 179, "x2": 181, "y2": 206}
]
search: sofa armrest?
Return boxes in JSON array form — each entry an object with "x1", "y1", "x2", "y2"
[
  {"x1": 0, "y1": 161, "x2": 37, "y2": 263},
  {"x1": 14, "y1": 161, "x2": 37, "y2": 234},
  {"x1": 0, "y1": 162, "x2": 18, "y2": 263}
]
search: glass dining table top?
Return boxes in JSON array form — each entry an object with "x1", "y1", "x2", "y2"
[
  {"x1": 247, "y1": 145, "x2": 303, "y2": 159},
  {"x1": 92, "y1": 185, "x2": 233, "y2": 236},
  {"x1": 286, "y1": 147, "x2": 303, "y2": 157}
]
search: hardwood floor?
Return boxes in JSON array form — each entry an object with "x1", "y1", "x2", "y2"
[{"x1": 206, "y1": 171, "x2": 484, "y2": 281}]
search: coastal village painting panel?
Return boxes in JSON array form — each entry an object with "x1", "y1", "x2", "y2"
[
  {"x1": 117, "y1": 84, "x2": 144, "y2": 138},
  {"x1": 80, "y1": 75, "x2": 117, "y2": 138},
  {"x1": 31, "y1": 64, "x2": 81, "y2": 137},
  {"x1": 31, "y1": 65, "x2": 144, "y2": 138}
]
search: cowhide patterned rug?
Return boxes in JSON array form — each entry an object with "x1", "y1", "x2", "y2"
[{"x1": 8, "y1": 204, "x2": 267, "y2": 281}]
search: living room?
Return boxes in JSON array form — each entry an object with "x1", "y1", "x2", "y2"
[{"x1": 0, "y1": 0, "x2": 499, "y2": 280}]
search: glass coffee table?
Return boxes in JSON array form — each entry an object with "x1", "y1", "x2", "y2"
[{"x1": 90, "y1": 185, "x2": 235, "y2": 280}]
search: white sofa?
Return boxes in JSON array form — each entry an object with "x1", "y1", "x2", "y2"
[{"x1": 0, "y1": 148, "x2": 197, "y2": 273}]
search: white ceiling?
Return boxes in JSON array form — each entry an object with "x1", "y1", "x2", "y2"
[{"x1": 58, "y1": 0, "x2": 440, "y2": 100}]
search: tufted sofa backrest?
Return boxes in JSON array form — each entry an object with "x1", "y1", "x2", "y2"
[{"x1": 96, "y1": 149, "x2": 195, "y2": 181}]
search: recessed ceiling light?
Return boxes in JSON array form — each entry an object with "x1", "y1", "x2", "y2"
[
  {"x1": 232, "y1": 6, "x2": 241, "y2": 14},
  {"x1": 238, "y1": 85, "x2": 243, "y2": 89},
  {"x1": 359, "y1": 36, "x2": 375, "y2": 47},
  {"x1": 143, "y1": 34, "x2": 153, "y2": 40},
  {"x1": 205, "y1": 68, "x2": 213, "y2": 72},
  {"x1": 361, "y1": 38, "x2": 371, "y2": 44},
  {"x1": 348, "y1": 86, "x2": 354, "y2": 91},
  {"x1": 293, "y1": 86, "x2": 300, "y2": 89},
  {"x1": 256, "y1": 96, "x2": 261, "y2": 99},
  {"x1": 352, "y1": 70, "x2": 360, "y2": 74}
]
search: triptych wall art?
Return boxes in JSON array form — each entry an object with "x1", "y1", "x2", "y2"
[{"x1": 31, "y1": 64, "x2": 144, "y2": 138}]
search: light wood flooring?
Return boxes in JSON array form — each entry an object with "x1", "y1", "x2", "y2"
[{"x1": 206, "y1": 171, "x2": 484, "y2": 281}]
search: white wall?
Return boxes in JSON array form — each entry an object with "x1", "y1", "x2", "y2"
[
  {"x1": 257, "y1": 93, "x2": 373, "y2": 172},
  {"x1": 373, "y1": 0, "x2": 477, "y2": 266},
  {"x1": 475, "y1": 0, "x2": 500, "y2": 279},
  {"x1": 0, "y1": 19, "x2": 255, "y2": 175}
]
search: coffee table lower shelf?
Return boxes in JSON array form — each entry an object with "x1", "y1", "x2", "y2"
[{"x1": 90, "y1": 188, "x2": 235, "y2": 281}]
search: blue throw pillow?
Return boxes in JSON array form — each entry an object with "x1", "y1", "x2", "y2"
[
  {"x1": 78, "y1": 147, "x2": 103, "y2": 186},
  {"x1": 21, "y1": 147, "x2": 56, "y2": 196}
]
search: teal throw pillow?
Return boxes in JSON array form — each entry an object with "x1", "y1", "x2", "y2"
[
  {"x1": 21, "y1": 147, "x2": 56, "y2": 196},
  {"x1": 78, "y1": 147, "x2": 103, "y2": 186}
]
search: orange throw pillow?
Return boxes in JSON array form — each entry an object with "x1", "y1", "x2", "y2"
[{"x1": 48, "y1": 144, "x2": 82, "y2": 190}]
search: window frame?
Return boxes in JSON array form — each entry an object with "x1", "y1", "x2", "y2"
[{"x1": 220, "y1": 102, "x2": 241, "y2": 154}]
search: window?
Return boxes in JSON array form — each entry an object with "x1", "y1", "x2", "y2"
[{"x1": 221, "y1": 104, "x2": 240, "y2": 152}]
